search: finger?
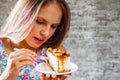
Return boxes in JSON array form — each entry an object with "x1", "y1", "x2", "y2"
[
  {"x1": 14, "y1": 48, "x2": 36, "y2": 57},
  {"x1": 40, "y1": 73, "x2": 46, "y2": 80},
  {"x1": 10, "y1": 55, "x2": 35, "y2": 68},
  {"x1": 10, "y1": 50, "x2": 36, "y2": 61},
  {"x1": 12, "y1": 55, "x2": 35, "y2": 63},
  {"x1": 51, "y1": 74, "x2": 57, "y2": 80},
  {"x1": 45, "y1": 74, "x2": 51, "y2": 80},
  {"x1": 19, "y1": 51, "x2": 35, "y2": 60},
  {"x1": 61, "y1": 75, "x2": 68, "y2": 80},
  {"x1": 57, "y1": 75, "x2": 68, "y2": 80},
  {"x1": 9, "y1": 52, "x2": 16, "y2": 59},
  {"x1": 18, "y1": 60, "x2": 35, "y2": 68}
]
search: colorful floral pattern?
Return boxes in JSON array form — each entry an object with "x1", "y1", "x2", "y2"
[{"x1": 0, "y1": 39, "x2": 47, "y2": 80}]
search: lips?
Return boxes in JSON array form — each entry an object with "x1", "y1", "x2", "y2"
[{"x1": 33, "y1": 37, "x2": 44, "y2": 44}]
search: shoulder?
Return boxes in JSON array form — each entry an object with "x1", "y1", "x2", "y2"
[
  {"x1": 0, "y1": 38, "x2": 12, "y2": 53},
  {"x1": 0, "y1": 38, "x2": 3, "y2": 44},
  {"x1": 0, "y1": 38, "x2": 9, "y2": 46}
]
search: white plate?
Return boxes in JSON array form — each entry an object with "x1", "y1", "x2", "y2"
[{"x1": 35, "y1": 63, "x2": 78, "y2": 75}]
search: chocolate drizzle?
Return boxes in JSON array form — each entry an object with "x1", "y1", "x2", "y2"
[{"x1": 47, "y1": 48, "x2": 70, "y2": 57}]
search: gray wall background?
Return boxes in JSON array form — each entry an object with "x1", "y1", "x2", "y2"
[{"x1": 0, "y1": 0, "x2": 120, "y2": 80}]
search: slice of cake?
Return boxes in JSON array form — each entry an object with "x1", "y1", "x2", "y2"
[{"x1": 46, "y1": 48, "x2": 71, "y2": 73}]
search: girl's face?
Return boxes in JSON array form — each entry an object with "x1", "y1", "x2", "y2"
[{"x1": 25, "y1": 2, "x2": 62, "y2": 48}]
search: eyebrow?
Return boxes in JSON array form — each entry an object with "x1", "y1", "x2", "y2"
[
  {"x1": 37, "y1": 17, "x2": 47, "y2": 23},
  {"x1": 37, "y1": 17, "x2": 60, "y2": 25}
]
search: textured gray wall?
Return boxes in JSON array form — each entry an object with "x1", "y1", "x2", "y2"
[{"x1": 0, "y1": 0, "x2": 120, "y2": 80}]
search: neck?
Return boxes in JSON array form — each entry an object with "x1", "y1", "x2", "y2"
[{"x1": 10, "y1": 40, "x2": 39, "y2": 53}]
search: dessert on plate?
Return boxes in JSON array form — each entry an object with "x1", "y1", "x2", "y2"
[{"x1": 46, "y1": 48, "x2": 71, "y2": 73}]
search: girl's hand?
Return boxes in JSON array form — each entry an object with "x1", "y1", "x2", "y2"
[
  {"x1": 0, "y1": 48, "x2": 36, "y2": 80},
  {"x1": 40, "y1": 73, "x2": 69, "y2": 80}
]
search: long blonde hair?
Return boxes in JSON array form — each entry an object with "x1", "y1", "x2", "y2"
[
  {"x1": 0, "y1": 0, "x2": 43, "y2": 43},
  {"x1": 0, "y1": 0, "x2": 71, "y2": 48}
]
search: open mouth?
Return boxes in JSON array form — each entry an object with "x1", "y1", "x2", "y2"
[{"x1": 34, "y1": 37, "x2": 44, "y2": 44}]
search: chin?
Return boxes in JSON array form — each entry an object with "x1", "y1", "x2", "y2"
[
  {"x1": 33, "y1": 44, "x2": 42, "y2": 48},
  {"x1": 28, "y1": 41, "x2": 44, "y2": 49},
  {"x1": 32, "y1": 45, "x2": 41, "y2": 49}
]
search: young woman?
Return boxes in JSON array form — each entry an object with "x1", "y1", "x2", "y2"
[{"x1": 0, "y1": 0, "x2": 71, "y2": 80}]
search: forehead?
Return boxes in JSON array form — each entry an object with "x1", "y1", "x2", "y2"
[{"x1": 37, "y1": 2, "x2": 62, "y2": 24}]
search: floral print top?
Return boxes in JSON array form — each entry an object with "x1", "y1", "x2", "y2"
[{"x1": 0, "y1": 39, "x2": 47, "y2": 80}]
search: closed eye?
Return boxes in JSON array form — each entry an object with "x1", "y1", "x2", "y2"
[
  {"x1": 51, "y1": 24, "x2": 58, "y2": 29},
  {"x1": 36, "y1": 19, "x2": 44, "y2": 24}
]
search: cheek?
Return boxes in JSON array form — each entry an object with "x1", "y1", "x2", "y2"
[
  {"x1": 26, "y1": 26, "x2": 37, "y2": 39},
  {"x1": 28, "y1": 29, "x2": 35, "y2": 37},
  {"x1": 30, "y1": 25, "x2": 39, "y2": 35},
  {"x1": 31, "y1": 25, "x2": 38, "y2": 32}
]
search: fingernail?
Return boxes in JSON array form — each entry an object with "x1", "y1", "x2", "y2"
[
  {"x1": 52, "y1": 74, "x2": 56, "y2": 78},
  {"x1": 46, "y1": 74, "x2": 50, "y2": 78}
]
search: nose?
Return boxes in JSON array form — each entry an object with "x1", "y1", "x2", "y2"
[{"x1": 40, "y1": 26, "x2": 50, "y2": 37}]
